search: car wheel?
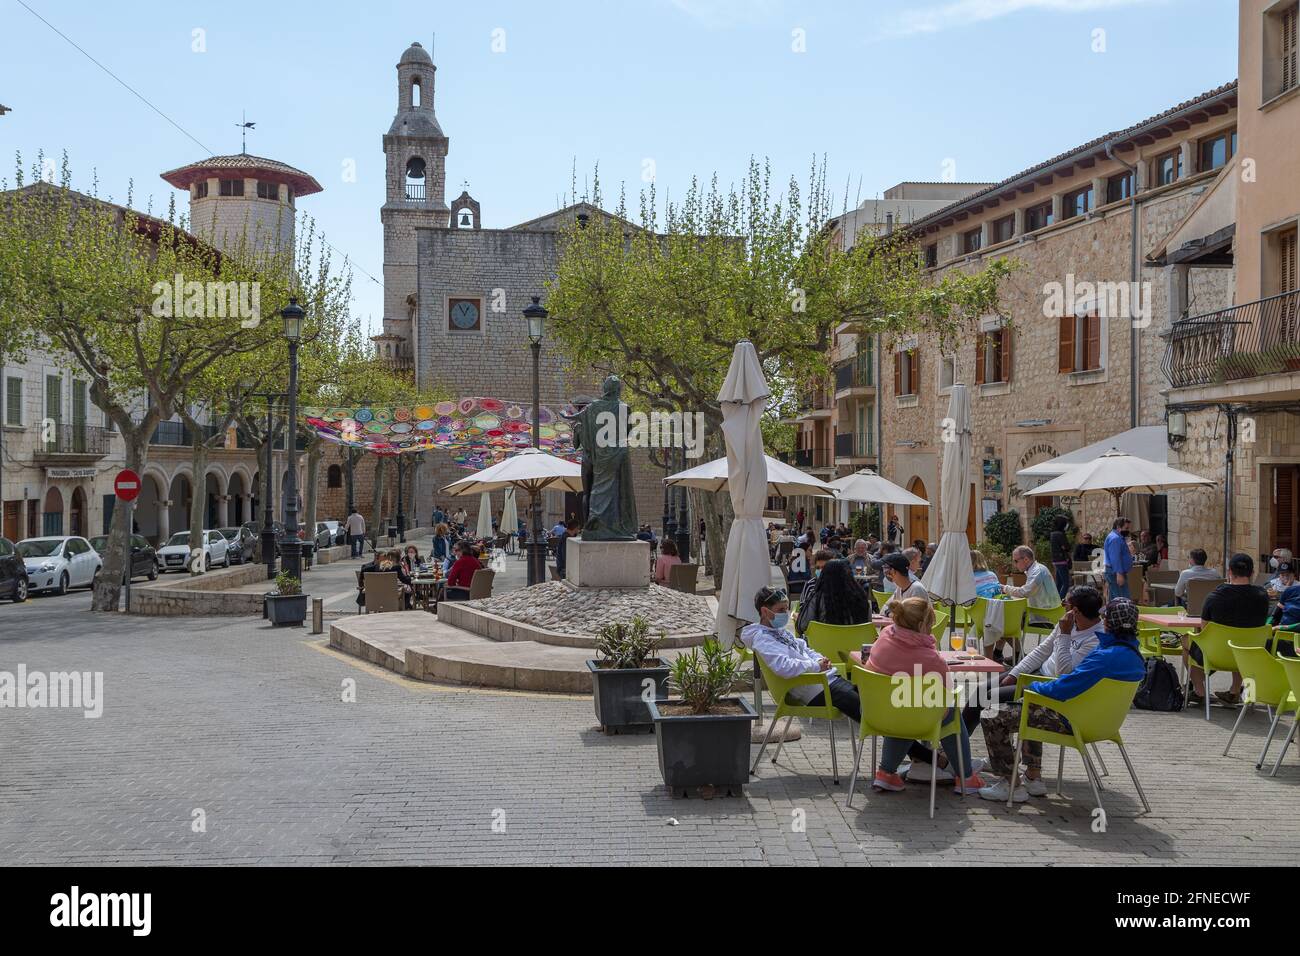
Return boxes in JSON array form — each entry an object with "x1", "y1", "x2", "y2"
[
  {"x1": 203, "y1": 555, "x2": 211, "y2": 572},
  {"x1": 148, "y1": 565, "x2": 158, "y2": 581},
  {"x1": 56, "y1": 572, "x2": 69, "y2": 596},
  {"x1": 92, "y1": 566, "x2": 102, "y2": 589},
  {"x1": 13, "y1": 578, "x2": 28, "y2": 603}
]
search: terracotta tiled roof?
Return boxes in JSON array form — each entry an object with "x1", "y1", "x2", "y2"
[
  {"x1": 160, "y1": 153, "x2": 323, "y2": 196},
  {"x1": 908, "y1": 80, "x2": 1238, "y2": 231}
]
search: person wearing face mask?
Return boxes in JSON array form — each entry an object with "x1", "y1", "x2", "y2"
[
  {"x1": 740, "y1": 586, "x2": 861, "y2": 722},
  {"x1": 1268, "y1": 550, "x2": 1296, "y2": 593},
  {"x1": 793, "y1": 548, "x2": 835, "y2": 605}
]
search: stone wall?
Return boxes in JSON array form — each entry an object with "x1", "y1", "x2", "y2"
[{"x1": 129, "y1": 561, "x2": 268, "y2": 616}]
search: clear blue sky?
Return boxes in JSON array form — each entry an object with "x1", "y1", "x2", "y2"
[{"x1": 1, "y1": 0, "x2": 1237, "y2": 332}]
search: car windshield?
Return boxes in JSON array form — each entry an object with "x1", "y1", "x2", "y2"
[
  {"x1": 218, "y1": 529, "x2": 238, "y2": 539},
  {"x1": 166, "y1": 533, "x2": 191, "y2": 547},
  {"x1": 18, "y1": 540, "x2": 63, "y2": 558},
  {"x1": 90, "y1": 537, "x2": 108, "y2": 551}
]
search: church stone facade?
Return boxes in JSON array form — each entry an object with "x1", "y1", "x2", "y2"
[{"x1": 376, "y1": 42, "x2": 664, "y2": 530}]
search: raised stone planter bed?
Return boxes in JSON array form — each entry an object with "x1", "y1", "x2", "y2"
[{"x1": 130, "y1": 562, "x2": 269, "y2": 617}]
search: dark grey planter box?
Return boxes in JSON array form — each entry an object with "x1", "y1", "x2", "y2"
[
  {"x1": 648, "y1": 695, "x2": 758, "y2": 797},
  {"x1": 586, "y1": 659, "x2": 670, "y2": 733},
  {"x1": 265, "y1": 593, "x2": 308, "y2": 626}
]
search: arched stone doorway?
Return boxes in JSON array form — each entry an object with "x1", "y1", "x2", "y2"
[
  {"x1": 136, "y1": 473, "x2": 164, "y2": 544},
  {"x1": 69, "y1": 486, "x2": 87, "y2": 537},
  {"x1": 168, "y1": 474, "x2": 192, "y2": 536},
  {"x1": 42, "y1": 487, "x2": 65, "y2": 537},
  {"x1": 228, "y1": 472, "x2": 247, "y2": 526},
  {"x1": 907, "y1": 477, "x2": 929, "y2": 545},
  {"x1": 204, "y1": 472, "x2": 223, "y2": 530}
]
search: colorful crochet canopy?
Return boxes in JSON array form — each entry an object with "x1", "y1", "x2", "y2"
[{"x1": 301, "y1": 398, "x2": 580, "y2": 470}]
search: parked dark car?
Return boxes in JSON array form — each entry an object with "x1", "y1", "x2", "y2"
[
  {"x1": 89, "y1": 534, "x2": 159, "y2": 582},
  {"x1": 0, "y1": 536, "x2": 30, "y2": 602},
  {"x1": 242, "y1": 521, "x2": 284, "y2": 557},
  {"x1": 218, "y1": 526, "x2": 257, "y2": 564}
]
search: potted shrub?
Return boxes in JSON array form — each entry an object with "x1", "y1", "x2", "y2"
[
  {"x1": 648, "y1": 639, "x2": 757, "y2": 797},
  {"x1": 586, "y1": 615, "x2": 669, "y2": 734},
  {"x1": 265, "y1": 570, "x2": 308, "y2": 626}
]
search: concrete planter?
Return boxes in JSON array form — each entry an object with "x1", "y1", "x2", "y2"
[
  {"x1": 265, "y1": 593, "x2": 308, "y2": 626},
  {"x1": 648, "y1": 696, "x2": 758, "y2": 797},
  {"x1": 586, "y1": 659, "x2": 670, "y2": 733}
]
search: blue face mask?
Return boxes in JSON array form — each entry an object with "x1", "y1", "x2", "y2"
[{"x1": 770, "y1": 612, "x2": 790, "y2": 630}]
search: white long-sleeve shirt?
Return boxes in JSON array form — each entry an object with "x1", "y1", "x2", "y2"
[
  {"x1": 740, "y1": 622, "x2": 834, "y2": 704},
  {"x1": 1003, "y1": 561, "x2": 1061, "y2": 615},
  {"x1": 1008, "y1": 619, "x2": 1102, "y2": 679}
]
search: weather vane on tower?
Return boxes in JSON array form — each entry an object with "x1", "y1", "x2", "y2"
[{"x1": 235, "y1": 110, "x2": 256, "y2": 154}]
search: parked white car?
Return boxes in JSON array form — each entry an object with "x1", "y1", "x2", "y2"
[
  {"x1": 155, "y1": 530, "x2": 231, "y2": 573},
  {"x1": 17, "y1": 536, "x2": 102, "y2": 595}
]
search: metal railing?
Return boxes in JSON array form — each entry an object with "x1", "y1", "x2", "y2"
[
  {"x1": 794, "y1": 446, "x2": 831, "y2": 469},
  {"x1": 834, "y1": 431, "x2": 873, "y2": 459},
  {"x1": 835, "y1": 360, "x2": 873, "y2": 391},
  {"x1": 38, "y1": 423, "x2": 110, "y2": 457},
  {"x1": 404, "y1": 183, "x2": 426, "y2": 201},
  {"x1": 1163, "y1": 289, "x2": 1300, "y2": 388}
]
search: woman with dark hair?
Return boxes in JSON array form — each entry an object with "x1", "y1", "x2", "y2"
[
  {"x1": 796, "y1": 558, "x2": 873, "y2": 636},
  {"x1": 1049, "y1": 513, "x2": 1073, "y2": 600}
]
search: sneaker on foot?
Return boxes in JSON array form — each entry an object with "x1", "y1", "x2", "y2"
[
  {"x1": 953, "y1": 773, "x2": 986, "y2": 795},
  {"x1": 978, "y1": 777, "x2": 1028, "y2": 803},
  {"x1": 1022, "y1": 775, "x2": 1048, "y2": 797},
  {"x1": 1215, "y1": 690, "x2": 1242, "y2": 707},
  {"x1": 872, "y1": 770, "x2": 906, "y2": 792},
  {"x1": 905, "y1": 761, "x2": 953, "y2": 783}
]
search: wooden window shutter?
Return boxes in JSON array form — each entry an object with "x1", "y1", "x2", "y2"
[
  {"x1": 975, "y1": 337, "x2": 986, "y2": 385},
  {"x1": 1002, "y1": 328, "x2": 1013, "y2": 382},
  {"x1": 1284, "y1": 6, "x2": 1298, "y2": 93},
  {"x1": 910, "y1": 351, "x2": 920, "y2": 395},
  {"x1": 1058, "y1": 315, "x2": 1074, "y2": 373},
  {"x1": 1277, "y1": 466, "x2": 1298, "y2": 557},
  {"x1": 894, "y1": 352, "x2": 902, "y2": 395},
  {"x1": 1085, "y1": 314, "x2": 1102, "y2": 370},
  {"x1": 1282, "y1": 230, "x2": 1297, "y2": 292}
]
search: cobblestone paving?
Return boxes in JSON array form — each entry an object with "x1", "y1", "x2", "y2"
[{"x1": 2, "y1": 600, "x2": 1297, "y2": 865}]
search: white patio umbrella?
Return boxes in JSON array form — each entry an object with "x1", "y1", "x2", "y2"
[
  {"x1": 922, "y1": 385, "x2": 975, "y2": 613},
  {"x1": 713, "y1": 341, "x2": 773, "y2": 649},
  {"x1": 475, "y1": 490, "x2": 494, "y2": 539},
  {"x1": 823, "y1": 469, "x2": 929, "y2": 506},
  {"x1": 665, "y1": 454, "x2": 837, "y2": 498},
  {"x1": 1027, "y1": 449, "x2": 1215, "y2": 514},
  {"x1": 441, "y1": 447, "x2": 583, "y2": 497},
  {"x1": 501, "y1": 487, "x2": 519, "y2": 542}
]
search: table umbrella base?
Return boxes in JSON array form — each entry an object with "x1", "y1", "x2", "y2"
[{"x1": 751, "y1": 718, "x2": 801, "y2": 743}]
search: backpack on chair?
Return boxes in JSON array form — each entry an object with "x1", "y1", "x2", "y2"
[{"x1": 1133, "y1": 657, "x2": 1184, "y2": 711}]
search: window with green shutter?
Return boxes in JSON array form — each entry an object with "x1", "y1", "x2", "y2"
[{"x1": 4, "y1": 376, "x2": 21, "y2": 426}]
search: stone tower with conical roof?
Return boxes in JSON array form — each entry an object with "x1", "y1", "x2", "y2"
[{"x1": 380, "y1": 41, "x2": 451, "y2": 361}]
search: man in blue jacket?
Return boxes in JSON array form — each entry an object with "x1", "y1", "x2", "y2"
[
  {"x1": 979, "y1": 598, "x2": 1146, "y2": 803},
  {"x1": 1103, "y1": 516, "x2": 1134, "y2": 600}
]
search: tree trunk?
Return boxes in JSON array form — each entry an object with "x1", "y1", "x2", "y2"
[
  {"x1": 253, "y1": 434, "x2": 272, "y2": 563},
  {"x1": 304, "y1": 435, "x2": 321, "y2": 544},
  {"x1": 91, "y1": 429, "x2": 149, "y2": 611},
  {"x1": 369, "y1": 456, "x2": 386, "y2": 551},
  {"x1": 188, "y1": 437, "x2": 208, "y2": 571}
]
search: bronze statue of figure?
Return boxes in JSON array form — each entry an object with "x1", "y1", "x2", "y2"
[{"x1": 569, "y1": 375, "x2": 638, "y2": 541}]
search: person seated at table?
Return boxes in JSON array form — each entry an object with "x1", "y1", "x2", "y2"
[
  {"x1": 792, "y1": 549, "x2": 835, "y2": 605},
  {"x1": 1189, "y1": 552, "x2": 1269, "y2": 707},
  {"x1": 849, "y1": 539, "x2": 871, "y2": 575},
  {"x1": 1157, "y1": 534, "x2": 1169, "y2": 563},
  {"x1": 1269, "y1": 579, "x2": 1300, "y2": 658},
  {"x1": 902, "y1": 546, "x2": 923, "y2": 580},
  {"x1": 971, "y1": 549, "x2": 1004, "y2": 599},
  {"x1": 400, "y1": 544, "x2": 423, "y2": 579},
  {"x1": 356, "y1": 549, "x2": 413, "y2": 609},
  {"x1": 654, "y1": 539, "x2": 682, "y2": 585},
  {"x1": 880, "y1": 553, "x2": 928, "y2": 612},
  {"x1": 443, "y1": 541, "x2": 484, "y2": 601},
  {"x1": 1173, "y1": 548, "x2": 1221, "y2": 607},
  {"x1": 1267, "y1": 557, "x2": 1297, "y2": 595},
  {"x1": 920, "y1": 542, "x2": 937, "y2": 576},
  {"x1": 796, "y1": 558, "x2": 873, "y2": 636},
  {"x1": 862, "y1": 597, "x2": 985, "y2": 794},
  {"x1": 866, "y1": 534, "x2": 881, "y2": 556},
  {"x1": 1073, "y1": 532, "x2": 1096, "y2": 563},
  {"x1": 1001, "y1": 545, "x2": 1062, "y2": 619},
  {"x1": 978, "y1": 597, "x2": 1145, "y2": 803}
]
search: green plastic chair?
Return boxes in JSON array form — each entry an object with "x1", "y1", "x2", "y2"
[
  {"x1": 1135, "y1": 606, "x2": 1188, "y2": 671},
  {"x1": 1022, "y1": 604, "x2": 1067, "y2": 652},
  {"x1": 750, "y1": 654, "x2": 857, "y2": 785},
  {"x1": 1013, "y1": 678, "x2": 1148, "y2": 815},
  {"x1": 847, "y1": 665, "x2": 964, "y2": 818},
  {"x1": 931, "y1": 609, "x2": 954, "y2": 650},
  {"x1": 1186, "y1": 623, "x2": 1272, "y2": 720},
  {"x1": 805, "y1": 621, "x2": 878, "y2": 672},
  {"x1": 969, "y1": 596, "x2": 990, "y2": 646},
  {"x1": 871, "y1": 589, "x2": 892, "y2": 612},
  {"x1": 1226, "y1": 641, "x2": 1298, "y2": 768},
  {"x1": 1014, "y1": 672, "x2": 1109, "y2": 780},
  {"x1": 1000, "y1": 598, "x2": 1029, "y2": 662},
  {"x1": 1267, "y1": 655, "x2": 1300, "y2": 777}
]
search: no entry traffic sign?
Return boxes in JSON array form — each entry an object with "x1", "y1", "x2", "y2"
[{"x1": 114, "y1": 469, "x2": 141, "y2": 502}]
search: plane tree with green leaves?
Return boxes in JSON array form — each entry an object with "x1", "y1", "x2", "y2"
[{"x1": 545, "y1": 159, "x2": 1013, "y2": 583}]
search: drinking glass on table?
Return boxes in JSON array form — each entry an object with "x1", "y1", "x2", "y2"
[{"x1": 949, "y1": 632, "x2": 964, "y2": 652}]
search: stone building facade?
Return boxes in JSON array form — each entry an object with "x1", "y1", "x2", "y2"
[
  {"x1": 376, "y1": 42, "x2": 667, "y2": 533},
  {"x1": 876, "y1": 82, "x2": 1239, "y2": 549}
]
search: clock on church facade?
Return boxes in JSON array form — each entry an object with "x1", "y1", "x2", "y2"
[{"x1": 447, "y1": 297, "x2": 482, "y2": 332}]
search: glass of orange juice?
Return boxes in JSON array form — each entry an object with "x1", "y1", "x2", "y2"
[{"x1": 949, "y1": 633, "x2": 964, "y2": 651}]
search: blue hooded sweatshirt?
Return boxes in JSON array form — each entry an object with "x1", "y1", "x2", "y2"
[{"x1": 1028, "y1": 629, "x2": 1145, "y2": 701}]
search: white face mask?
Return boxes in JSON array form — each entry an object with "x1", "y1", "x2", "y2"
[{"x1": 1270, "y1": 556, "x2": 1280, "y2": 570}]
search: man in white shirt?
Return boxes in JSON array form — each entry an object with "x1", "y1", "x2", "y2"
[
  {"x1": 1006, "y1": 585, "x2": 1104, "y2": 681},
  {"x1": 1002, "y1": 545, "x2": 1062, "y2": 622},
  {"x1": 741, "y1": 586, "x2": 860, "y2": 716},
  {"x1": 880, "y1": 553, "x2": 928, "y2": 611},
  {"x1": 345, "y1": 509, "x2": 366, "y2": 558},
  {"x1": 1174, "y1": 548, "x2": 1222, "y2": 605}
]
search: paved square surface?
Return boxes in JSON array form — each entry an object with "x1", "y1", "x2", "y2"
[{"x1": 2, "y1": 597, "x2": 1297, "y2": 865}]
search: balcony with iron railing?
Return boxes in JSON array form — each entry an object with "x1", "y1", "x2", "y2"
[
  {"x1": 1163, "y1": 289, "x2": 1300, "y2": 391},
  {"x1": 794, "y1": 446, "x2": 831, "y2": 469},
  {"x1": 834, "y1": 359, "x2": 875, "y2": 397},
  {"x1": 404, "y1": 183, "x2": 426, "y2": 201},
  {"x1": 834, "y1": 430, "x2": 875, "y2": 461},
  {"x1": 33, "y1": 423, "x2": 111, "y2": 460}
]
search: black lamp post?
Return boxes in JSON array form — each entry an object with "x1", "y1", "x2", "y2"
[
  {"x1": 395, "y1": 454, "x2": 407, "y2": 543},
  {"x1": 243, "y1": 380, "x2": 283, "y2": 580},
  {"x1": 662, "y1": 449, "x2": 675, "y2": 546},
  {"x1": 280, "y1": 298, "x2": 305, "y2": 581},
  {"x1": 523, "y1": 295, "x2": 548, "y2": 586},
  {"x1": 674, "y1": 447, "x2": 691, "y2": 561}
]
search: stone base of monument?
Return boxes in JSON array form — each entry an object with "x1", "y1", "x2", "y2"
[{"x1": 567, "y1": 537, "x2": 651, "y2": 589}]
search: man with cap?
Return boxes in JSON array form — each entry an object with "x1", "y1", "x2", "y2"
[
  {"x1": 978, "y1": 598, "x2": 1146, "y2": 803},
  {"x1": 880, "y1": 552, "x2": 928, "y2": 613}
]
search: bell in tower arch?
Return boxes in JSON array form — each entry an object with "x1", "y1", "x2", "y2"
[{"x1": 458, "y1": 209, "x2": 472, "y2": 228}]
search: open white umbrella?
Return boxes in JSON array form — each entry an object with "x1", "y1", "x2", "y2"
[
  {"x1": 475, "y1": 490, "x2": 494, "y2": 539},
  {"x1": 501, "y1": 487, "x2": 519, "y2": 546},
  {"x1": 441, "y1": 447, "x2": 583, "y2": 496},
  {"x1": 922, "y1": 385, "x2": 975, "y2": 610},
  {"x1": 714, "y1": 341, "x2": 773, "y2": 648},
  {"x1": 823, "y1": 469, "x2": 929, "y2": 505},
  {"x1": 1027, "y1": 448, "x2": 1214, "y2": 514},
  {"x1": 665, "y1": 454, "x2": 836, "y2": 498}
]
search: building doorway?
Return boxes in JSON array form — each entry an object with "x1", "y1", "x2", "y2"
[
  {"x1": 42, "y1": 487, "x2": 64, "y2": 536},
  {"x1": 1272, "y1": 465, "x2": 1300, "y2": 558},
  {"x1": 907, "y1": 477, "x2": 929, "y2": 544},
  {"x1": 69, "y1": 486, "x2": 86, "y2": 537}
]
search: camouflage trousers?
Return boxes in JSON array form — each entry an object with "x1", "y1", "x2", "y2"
[{"x1": 980, "y1": 701, "x2": 1072, "y2": 777}]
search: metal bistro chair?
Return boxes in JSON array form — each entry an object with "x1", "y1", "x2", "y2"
[
  {"x1": 467, "y1": 568, "x2": 495, "y2": 600},
  {"x1": 668, "y1": 563, "x2": 699, "y2": 594},
  {"x1": 1185, "y1": 578, "x2": 1219, "y2": 618},
  {"x1": 362, "y1": 572, "x2": 404, "y2": 614}
]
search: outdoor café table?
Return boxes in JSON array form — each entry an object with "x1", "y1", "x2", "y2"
[
  {"x1": 1148, "y1": 582, "x2": 1177, "y2": 605},
  {"x1": 412, "y1": 577, "x2": 443, "y2": 611},
  {"x1": 1139, "y1": 613, "x2": 1201, "y2": 678},
  {"x1": 848, "y1": 649, "x2": 1005, "y2": 675}
]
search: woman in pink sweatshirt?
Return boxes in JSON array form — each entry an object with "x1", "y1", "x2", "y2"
[{"x1": 863, "y1": 597, "x2": 983, "y2": 794}]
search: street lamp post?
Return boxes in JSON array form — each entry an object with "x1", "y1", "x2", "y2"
[
  {"x1": 523, "y1": 295, "x2": 548, "y2": 586},
  {"x1": 280, "y1": 298, "x2": 305, "y2": 582},
  {"x1": 396, "y1": 455, "x2": 407, "y2": 543},
  {"x1": 241, "y1": 381, "x2": 284, "y2": 581},
  {"x1": 675, "y1": 448, "x2": 691, "y2": 561}
]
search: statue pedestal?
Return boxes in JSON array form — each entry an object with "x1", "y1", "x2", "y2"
[{"x1": 567, "y1": 538, "x2": 651, "y2": 589}]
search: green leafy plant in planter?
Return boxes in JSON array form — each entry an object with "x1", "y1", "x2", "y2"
[
  {"x1": 587, "y1": 615, "x2": 669, "y2": 733},
  {"x1": 266, "y1": 570, "x2": 307, "y2": 625},
  {"x1": 668, "y1": 639, "x2": 741, "y2": 715},
  {"x1": 976, "y1": 541, "x2": 1014, "y2": 580},
  {"x1": 1030, "y1": 506, "x2": 1073, "y2": 543},
  {"x1": 274, "y1": 570, "x2": 302, "y2": 596},
  {"x1": 984, "y1": 509, "x2": 1023, "y2": 553}
]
